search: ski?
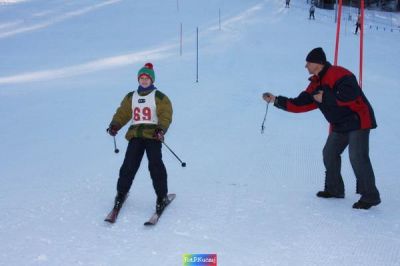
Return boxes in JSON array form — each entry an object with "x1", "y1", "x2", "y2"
[
  {"x1": 104, "y1": 208, "x2": 120, "y2": 223},
  {"x1": 144, "y1": 193, "x2": 176, "y2": 226}
]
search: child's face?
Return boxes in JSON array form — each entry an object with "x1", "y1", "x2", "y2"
[{"x1": 139, "y1": 75, "x2": 152, "y2": 88}]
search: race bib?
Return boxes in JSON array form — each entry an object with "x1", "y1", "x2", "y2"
[{"x1": 131, "y1": 90, "x2": 158, "y2": 125}]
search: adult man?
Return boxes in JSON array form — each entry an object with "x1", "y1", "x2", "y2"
[{"x1": 263, "y1": 47, "x2": 381, "y2": 209}]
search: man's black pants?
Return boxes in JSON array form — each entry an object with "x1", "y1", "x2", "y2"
[{"x1": 323, "y1": 129, "x2": 381, "y2": 204}]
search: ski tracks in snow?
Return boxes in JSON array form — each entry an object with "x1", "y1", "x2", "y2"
[
  {"x1": 0, "y1": 0, "x2": 276, "y2": 86},
  {"x1": 0, "y1": 0, "x2": 122, "y2": 39}
]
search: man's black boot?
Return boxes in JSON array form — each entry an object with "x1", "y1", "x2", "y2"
[
  {"x1": 316, "y1": 191, "x2": 344, "y2": 198},
  {"x1": 352, "y1": 200, "x2": 380, "y2": 210}
]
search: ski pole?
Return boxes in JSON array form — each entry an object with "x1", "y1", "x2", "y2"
[
  {"x1": 113, "y1": 136, "x2": 119, "y2": 154},
  {"x1": 261, "y1": 102, "x2": 270, "y2": 134},
  {"x1": 162, "y1": 141, "x2": 186, "y2": 167}
]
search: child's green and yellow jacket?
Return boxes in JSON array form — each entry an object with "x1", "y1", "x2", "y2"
[{"x1": 109, "y1": 89, "x2": 173, "y2": 141}]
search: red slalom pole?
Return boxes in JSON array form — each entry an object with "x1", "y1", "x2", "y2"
[
  {"x1": 359, "y1": 0, "x2": 365, "y2": 88},
  {"x1": 334, "y1": 0, "x2": 343, "y2": 66}
]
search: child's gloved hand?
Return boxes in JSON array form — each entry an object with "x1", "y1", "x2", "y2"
[
  {"x1": 153, "y1": 128, "x2": 165, "y2": 141},
  {"x1": 107, "y1": 125, "x2": 120, "y2": 136}
]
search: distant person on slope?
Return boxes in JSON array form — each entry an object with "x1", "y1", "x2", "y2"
[
  {"x1": 309, "y1": 5, "x2": 315, "y2": 20},
  {"x1": 107, "y1": 63, "x2": 173, "y2": 214},
  {"x1": 355, "y1": 13, "x2": 361, "y2": 34},
  {"x1": 262, "y1": 47, "x2": 381, "y2": 210},
  {"x1": 285, "y1": 0, "x2": 290, "y2": 8}
]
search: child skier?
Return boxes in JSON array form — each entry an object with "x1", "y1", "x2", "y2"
[{"x1": 107, "y1": 62, "x2": 173, "y2": 217}]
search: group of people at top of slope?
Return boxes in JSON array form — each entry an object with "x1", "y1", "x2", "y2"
[
  {"x1": 285, "y1": 0, "x2": 315, "y2": 20},
  {"x1": 285, "y1": 1, "x2": 364, "y2": 32},
  {"x1": 105, "y1": 47, "x2": 381, "y2": 214}
]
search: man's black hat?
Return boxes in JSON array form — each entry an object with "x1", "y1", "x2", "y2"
[{"x1": 306, "y1": 47, "x2": 326, "y2": 64}]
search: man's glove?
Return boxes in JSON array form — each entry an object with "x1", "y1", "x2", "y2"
[
  {"x1": 153, "y1": 128, "x2": 165, "y2": 141},
  {"x1": 107, "y1": 125, "x2": 120, "y2": 136},
  {"x1": 262, "y1": 92, "x2": 276, "y2": 103}
]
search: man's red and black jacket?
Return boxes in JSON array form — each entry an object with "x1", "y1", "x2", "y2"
[{"x1": 274, "y1": 62, "x2": 377, "y2": 133}]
